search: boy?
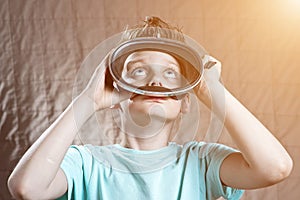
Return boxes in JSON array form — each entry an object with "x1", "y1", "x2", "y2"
[{"x1": 8, "y1": 17, "x2": 293, "y2": 200}]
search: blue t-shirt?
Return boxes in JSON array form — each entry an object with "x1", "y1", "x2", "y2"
[{"x1": 57, "y1": 141, "x2": 244, "y2": 200}]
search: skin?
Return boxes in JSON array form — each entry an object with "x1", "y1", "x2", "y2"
[
  {"x1": 7, "y1": 51, "x2": 293, "y2": 199},
  {"x1": 118, "y1": 51, "x2": 190, "y2": 149}
]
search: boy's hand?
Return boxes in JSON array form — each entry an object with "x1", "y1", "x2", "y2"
[
  {"x1": 80, "y1": 56, "x2": 131, "y2": 111},
  {"x1": 194, "y1": 55, "x2": 223, "y2": 107},
  {"x1": 202, "y1": 55, "x2": 222, "y2": 81}
]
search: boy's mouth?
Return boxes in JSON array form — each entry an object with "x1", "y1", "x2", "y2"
[{"x1": 130, "y1": 94, "x2": 168, "y2": 101}]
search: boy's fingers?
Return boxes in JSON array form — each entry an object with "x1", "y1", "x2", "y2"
[
  {"x1": 204, "y1": 61, "x2": 217, "y2": 69},
  {"x1": 110, "y1": 85, "x2": 132, "y2": 105},
  {"x1": 202, "y1": 55, "x2": 222, "y2": 82},
  {"x1": 105, "y1": 67, "x2": 115, "y2": 92}
]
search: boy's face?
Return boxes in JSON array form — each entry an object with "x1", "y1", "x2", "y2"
[
  {"x1": 119, "y1": 51, "x2": 189, "y2": 124},
  {"x1": 121, "y1": 50, "x2": 184, "y2": 89}
]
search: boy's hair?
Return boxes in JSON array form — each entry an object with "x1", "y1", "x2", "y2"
[
  {"x1": 108, "y1": 17, "x2": 195, "y2": 144},
  {"x1": 117, "y1": 17, "x2": 199, "y2": 86},
  {"x1": 121, "y1": 16, "x2": 185, "y2": 42}
]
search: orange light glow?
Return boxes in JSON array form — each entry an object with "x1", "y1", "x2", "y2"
[
  {"x1": 276, "y1": 0, "x2": 300, "y2": 19},
  {"x1": 286, "y1": 0, "x2": 300, "y2": 11}
]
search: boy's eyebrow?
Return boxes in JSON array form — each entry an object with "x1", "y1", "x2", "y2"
[
  {"x1": 125, "y1": 59, "x2": 180, "y2": 70},
  {"x1": 125, "y1": 60, "x2": 143, "y2": 70},
  {"x1": 167, "y1": 64, "x2": 181, "y2": 72}
]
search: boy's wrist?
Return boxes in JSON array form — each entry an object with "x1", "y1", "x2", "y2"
[
  {"x1": 196, "y1": 80, "x2": 225, "y2": 106},
  {"x1": 195, "y1": 80, "x2": 228, "y2": 120},
  {"x1": 72, "y1": 94, "x2": 97, "y2": 118}
]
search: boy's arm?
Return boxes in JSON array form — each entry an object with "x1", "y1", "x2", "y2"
[
  {"x1": 196, "y1": 58, "x2": 293, "y2": 189},
  {"x1": 216, "y1": 83, "x2": 291, "y2": 189},
  {"x1": 7, "y1": 94, "x2": 95, "y2": 199},
  {"x1": 7, "y1": 60, "x2": 128, "y2": 199}
]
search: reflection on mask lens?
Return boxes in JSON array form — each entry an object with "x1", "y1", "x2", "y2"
[
  {"x1": 109, "y1": 39, "x2": 203, "y2": 97},
  {"x1": 113, "y1": 56, "x2": 192, "y2": 92}
]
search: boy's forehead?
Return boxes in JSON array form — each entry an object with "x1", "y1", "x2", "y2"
[
  {"x1": 126, "y1": 50, "x2": 179, "y2": 63},
  {"x1": 123, "y1": 50, "x2": 180, "y2": 70}
]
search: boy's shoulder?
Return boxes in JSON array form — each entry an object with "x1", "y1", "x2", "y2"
[{"x1": 182, "y1": 141, "x2": 239, "y2": 161}]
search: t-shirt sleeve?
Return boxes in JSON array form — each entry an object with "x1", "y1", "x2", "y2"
[
  {"x1": 56, "y1": 145, "x2": 90, "y2": 200},
  {"x1": 199, "y1": 143, "x2": 244, "y2": 200}
]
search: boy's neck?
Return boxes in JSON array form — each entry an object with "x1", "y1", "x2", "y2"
[
  {"x1": 121, "y1": 119, "x2": 175, "y2": 150},
  {"x1": 124, "y1": 132, "x2": 170, "y2": 150}
]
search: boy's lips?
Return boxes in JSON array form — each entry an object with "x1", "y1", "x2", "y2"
[
  {"x1": 131, "y1": 95, "x2": 168, "y2": 102},
  {"x1": 129, "y1": 93, "x2": 182, "y2": 101}
]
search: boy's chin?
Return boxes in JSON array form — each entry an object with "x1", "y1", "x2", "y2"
[{"x1": 129, "y1": 108, "x2": 179, "y2": 125}]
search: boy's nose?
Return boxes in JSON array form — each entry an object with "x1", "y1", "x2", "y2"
[
  {"x1": 148, "y1": 81, "x2": 162, "y2": 87},
  {"x1": 148, "y1": 77, "x2": 163, "y2": 87}
]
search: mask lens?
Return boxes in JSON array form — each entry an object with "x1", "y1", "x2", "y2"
[{"x1": 109, "y1": 38, "x2": 204, "y2": 96}]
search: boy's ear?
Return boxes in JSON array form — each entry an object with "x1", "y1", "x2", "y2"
[{"x1": 180, "y1": 93, "x2": 191, "y2": 114}]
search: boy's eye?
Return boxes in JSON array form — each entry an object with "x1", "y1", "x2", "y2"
[
  {"x1": 164, "y1": 69, "x2": 177, "y2": 79},
  {"x1": 132, "y1": 67, "x2": 147, "y2": 77}
]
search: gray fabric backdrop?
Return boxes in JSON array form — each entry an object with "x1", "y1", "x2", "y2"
[{"x1": 1, "y1": 0, "x2": 300, "y2": 199}]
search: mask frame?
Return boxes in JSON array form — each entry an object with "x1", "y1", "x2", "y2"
[{"x1": 108, "y1": 31, "x2": 207, "y2": 97}]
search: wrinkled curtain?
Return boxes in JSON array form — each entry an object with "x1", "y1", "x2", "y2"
[{"x1": 1, "y1": 0, "x2": 299, "y2": 199}]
